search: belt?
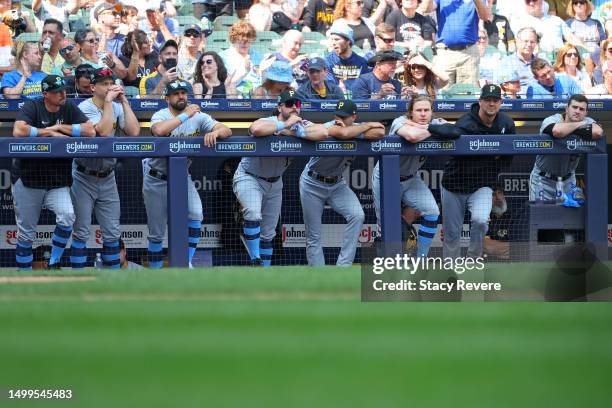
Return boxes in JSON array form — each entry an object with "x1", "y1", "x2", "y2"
[
  {"x1": 436, "y1": 43, "x2": 472, "y2": 51},
  {"x1": 76, "y1": 165, "x2": 113, "y2": 178},
  {"x1": 308, "y1": 170, "x2": 339, "y2": 185},
  {"x1": 400, "y1": 175, "x2": 414, "y2": 182},
  {"x1": 245, "y1": 171, "x2": 281, "y2": 183},
  {"x1": 148, "y1": 168, "x2": 167, "y2": 181},
  {"x1": 539, "y1": 171, "x2": 573, "y2": 181}
]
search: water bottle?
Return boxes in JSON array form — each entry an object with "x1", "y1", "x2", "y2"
[
  {"x1": 42, "y1": 37, "x2": 52, "y2": 53},
  {"x1": 362, "y1": 39, "x2": 371, "y2": 54},
  {"x1": 555, "y1": 177, "x2": 565, "y2": 205},
  {"x1": 95, "y1": 253, "x2": 103, "y2": 269}
]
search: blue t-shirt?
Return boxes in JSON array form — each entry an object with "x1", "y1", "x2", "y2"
[
  {"x1": 325, "y1": 51, "x2": 370, "y2": 91},
  {"x1": 351, "y1": 72, "x2": 402, "y2": 99},
  {"x1": 526, "y1": 75, "x2": 583, "y2": 99},
  {"x1": 435, "y1": 0, "x2": 479, "y2": 47},
  {"x1": 140, "y1": 18, "x2": 180, "y2": 52},
  {"x1": 105, "y1": 34, "x2": 125, "y2": 57},
  {"x1": 0, "y1": 70, "x2": 46, "y2": 99}
]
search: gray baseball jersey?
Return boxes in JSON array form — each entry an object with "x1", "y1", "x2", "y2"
[
  {"x1": 76, "y1": 98, "x2": 126, "y2": 171},
  {"x1": 303, "y1": 120, "x2": 355, "y2": 178},
  {"x1": 389, "y1": 116, "x2": 445, "y2": 176},
  {"x1": 144, "y1": 109, "x2": 218, "y2": 175}
]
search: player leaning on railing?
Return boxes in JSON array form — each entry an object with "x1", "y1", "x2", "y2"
[{"x1": 12, "y1": 74, "x2": 96, "y2": 270}]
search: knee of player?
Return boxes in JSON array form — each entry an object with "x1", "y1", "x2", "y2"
[
  {"x1": 188, "y1": 210, "x2": 204, "y2": 222},
  {"x1": 242, "y1": 208, "x2": 262, "y2": 222},
  {"x1": 58, "y1": 210, "x2": 76, "y2": 226},
  {"x1": 470, "y1": 216, "x2": 489, "y2": 228}
]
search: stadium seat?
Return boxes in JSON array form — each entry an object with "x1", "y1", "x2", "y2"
[
  {"x1": 256, "y1": 31, "x2": 280, "y2": 47},
  {"x1": 421, "y1": 46, "x2": 434, "y2": 61},
  {"x1": 176, "y1": 15, "x2": 201, "y2": 29},
  {"x1": 301, "y1": 44, "x2": 328, "y2": 57},
  {"x1": 207, "y1": 31, "x2": 230, "y2": 48},
  {"x1": 213, "y1": 15, "x2": 239, "y2": 31},
  {"x1": 124, "y1": 86, "x2": 140, "y2": 98},
  {"x1": 15, "y1": 32, "x2": 41, "y2": 42},
  {"x1": 302, "y1": 31, "x2": 326, "y2": 45},
  {"x1": 441, "y1": 83, "x2": 481, "y2": 99}
]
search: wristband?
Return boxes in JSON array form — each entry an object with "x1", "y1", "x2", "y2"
[
  {"x1": 177, "y1": 113, "x2": 189, "y2": 124},
  {"x1": 275, "y1": 118, "x2": 286, "y2": 132},
  {"x1": 29, "y1": 127, "x2": 38, "y2": 138},
  {"x1": 72, "y1": 124, "x2": 81, "y2": 137}
]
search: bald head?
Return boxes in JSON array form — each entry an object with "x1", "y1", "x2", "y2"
[{"x1": 281, "y1": 30, "x2": 304, "y2": 60}]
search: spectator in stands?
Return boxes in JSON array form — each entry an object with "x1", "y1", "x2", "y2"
[
  {"x1": 40, "y1": 18, "x2": 65, "y2": 74},
  {"x1": 364, "y1": 23, "x2": 396, "y2": 60},
  {"x1": 526, "y1": 57, "x2": 583, "y2": 98},
  {"x1": 325, "y1": 21, "x2": 369, "y2": 95},
  {"x1": 253, "y1": 60, "x2": 294, "y2": 98},
  {"x1": 496, "y1": 67, "x2": 522, "y2": 98},
  {"x1": 421, "y1": 0, "x2": 492, "y2": 88},
  {"x1": 247, "y1": 0, "x2": 283, "y2": 32},
  {"x1": 586, "y1": 38, "x2": 611, "y2": 85},
  {"x1": 385, "y1": 0, "x2": 435, "y2": 52},
  {"x1": 64, "y1": 63, "x2": 94, "y2": 97},
  {"x1": 220, "y1": 20, "x2": 265, "y2": 98},
  {"x1": 483, "y1": 0, "x2": 515, "y2": 54},
  {"x1": 352, "y1": 50, "x2": 402, "y2": 99},
  {"x1": 115, "y1": 30, "x2": 158, "y2": 88},
  {"x1": 400, "y1": 51, "x2": 448, "y2": 98},
  {"x1": 502, "y1": 27, "x2": 540, "y2": 94},
  {"x1": 0, "y1": 0, "x2": 16, "y2": 74},
  {"x1": 32, "y1": 0, "x2": 79, "y2": 32},
  {"x1": 139, "y1": 39, "x2": 179, "y2": 98},
  {"x1": 96, "y1": 2, "x2": 125, "y2": 57},
  {"x1": 296, "y1": 56, "x2": 344, "y2": 99},
  {"x1": 1, "y1": 41, "x2": 45, "y2": 99},
  {"x1": 548, "y1": 0, "x2": 572, "y2": 20},
  {"x1": 196, "y1": 0, "x2": 250, "y2": 21},
  {"x1": 74, "y1": 29, "x2": 102, "y2": 67},
  {"x1": 566, "y1": 0, "x2": 606, "y2": 53},
  {"x1": 178, "y1": 25, "x2": 206, "y2": 84},
  {"x1": 193, "y1": 51, "x2": 231, "y2": 98},
  {"x1": 554, "y1": 43, "x2": 593, "y2": 90},
  {"x1": 302, "y1": 0, "x2": 336, "y2": 35},
  {"x1": 52, "y1": 38, "x2": 85, "y2": 77},
  {"x1": 116, "y1": 5, "x2": 138, "y2": 36},
  {"x1": 477, "y1": 27, "x2": 503, "y2": 86},
  {"x1": 332, "y1": 0, "x2": 387, "y2": 49},
  {"x1": 268, "y1": 30, "x2": 308, "y2": 85},
  {"x1": 588, "y1": 61, "x2": 612, "y2": 98},
  {"x1": 510, "y1": 0, "x2": 582, "y2": 52},
  {"x1": 141, "y1": 1, "x2": 180, "y2": 52}
]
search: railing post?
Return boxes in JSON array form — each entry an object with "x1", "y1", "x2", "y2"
[
  {"x1": 167, "y1": 156, "x2": 189, "y2": 267},
  {"x1": 380, "y1": 155, "x2": 402, "y2": 256},
  {"x1": 585, "y1": 153, "x2": 608, "y2": 261}
]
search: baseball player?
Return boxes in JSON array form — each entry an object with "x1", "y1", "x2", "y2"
[
  {"x1": 372, "y1": 95, "x2": 460, "y2": 258},
  {"x1": 300, "y1": 99, "x2": 384, "y2": 266},
  {"x1": 144, "y1": 79, "x2": 231, "y2": 268},
  {"x1": 69, "y1": 68, "x2": 140, "y2": 269},
  {"x1": 441, "y1": 84, "x2": 515, "y2": 260},
  {"x1": 236, "y1": 89, "x2": 328, "y2": 266},
  {"x1": 12, "y1": 74, "x2": 95, "y2": 270},
  {"x1": 529, "y1": 93, "x2": 603, "y2": 202}
]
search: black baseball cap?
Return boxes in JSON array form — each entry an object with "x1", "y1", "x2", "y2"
[
  {"x1": 160, "y1": 39, "x2": 179, "y2": 53},
  {"x1": 480, "y1": 84, "x2": 502, "y2": 99},
  {"x1": 278, "y1": 89, "x2": 302, "y2": 105},
  {"x1": 75, "y1": 64, "x2": 95, "y2": 79},
  {"x1": 308, "y1": 57, "x2": 327, "y2": 71},
  {"x1": 165, "y1": 79, "x2": 192, "y2": 96},
  {"x1": 367, "y1": 50, "x2": 402, "y2": 67},
  {"x1": 334, "y1": 99, "x2": 357, "y2": 117},
  {"x1": 184, "y1": 24, "x2": 202, "y2": 35},
  {"x1": 41, "y1": 74, "x2": 67, "y2": 92},
  {"x1": 90, "y1": 67, "x2": 115, "y2": 83}
]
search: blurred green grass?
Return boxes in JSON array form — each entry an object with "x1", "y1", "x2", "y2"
[{"x1": 1, "y1": 266, "x2": 611, "y2": 407}]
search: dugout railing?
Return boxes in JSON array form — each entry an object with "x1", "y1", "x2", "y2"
[{"x1": 0, "y1": 135, "x2": 607, "y2": 267}]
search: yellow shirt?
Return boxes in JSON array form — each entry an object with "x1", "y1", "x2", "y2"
[{"x1": 41, "y1": 52, "x2": 65, "y2": 74}]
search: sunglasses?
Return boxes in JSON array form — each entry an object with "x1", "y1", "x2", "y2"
[
  {"x1": 606, "y1": 48, "x2": 612, "y2": 53},
  {"x1": 284, "y1": 100, "x2": 301, "y2": 108},
  {"x1": 565, "y1": 52, "x2": 579, "y2": 57},
  {"x1": 377, "y1": 36, "x2": 395, "y2": 44},
  {"x1": 410, "y1": 64, "x2": 426, "y2": 70},
  {"x1": 184, "y1": 31, "x2": 200, "y2": 38},
  {"x1": 524, "y1": 0, "x2": 538, "y2": 3},
  {"x1": 84, "y1": 37, "x2": 100, "y2": 44},
  {"x1": 60, "y1": 44, "x2": 76, "y2": 54},
  {"x1": 351, "y1": 1, "x2": 364, "y2": 5},
  {"x1": 201, "y1": 58, "x2": 215, "y2": 65},
  {"x1": 572, "y1": 0, "x2": 586, "y2": 4}
]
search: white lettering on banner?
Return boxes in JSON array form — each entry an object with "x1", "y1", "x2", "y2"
[
  {"x1": 193, "y1": 176, "x2": 222, "y2": 191},
  {"x1": 0, "y1": 169, "x2": 11, "y2": 189},
  {"x1": 418, "y1": 170, "x2": 444, "y2": 190}
]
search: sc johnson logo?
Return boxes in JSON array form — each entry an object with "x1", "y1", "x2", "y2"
[
  {"x1": 463, "y1": 103, "x2": 474, "y2": 109},
  {"x1": 416, "y1": 141, "x2": 456, "y2": 151},
  {"x1": 228, "y1": 101, "x2": 251, "y2": 108},
  {"x1": 468, "y1": 139, "x2": 500, "y2": 151},
  {"x1": 316, "y1": 141, "x2": 356, "y2": 152},
  {"x1": 588, "y1": 102, "x2": 604, "y2": 109},
  {"x1": 436, "y1": 102, "x2": 455, "y2": 110},
  {"x1": 0, "y1": 102, "x2": 8, "y2": 109},
  {"x1": 566, "y1": 139, "x2": 598, "y2": 151},
  {"x1": 513, "y1": 140, "x2": 553, "y2": 150},
  {"x1": 215, "y1": 142, "x2": 256, "y2": 152},
  {"x1": 113, "y1": 142, "x2": 155, "y2": 152},
  {"x1": 370, "y1": 140, "x2": 402, "y2": 152},
  {"x1": 271, "y1": 140, "x2": 302, "y2": 153},
  {"x1": 169, "y1": 140, "x2": 201, "y2": 153},
  {"x1": 553, "y1": 102, "x2": 567, "y2": 109},
  {"x1": 140, "y1": 100, "x2": 160, "y2": 109},
  {"x1": 200, "y1": 101, "x2": 220, "y2": 109},
  {"x1": 356, "y1": 102, "x2": 370, "y2": 110},
  {"x1": 521, "y1": 102, "x2": 544, "y2": 109},
  {"x1": 500, "y1": 102, "x2": 513, "y2": 110},
  {"x1": 66, "y1": 141, "x2": 98, "y2": 154},
  {"x1": 379, "y1": 102, "x2": 397, "y2": 110},
  {"x1": 260, "y1": 101, "x2": 277, "y2": 109},
  {"x1": 320, "y1": 102, "x2": 336, "y2": 110},
  {"x1": 9, "y1": 143, "x2": 51, "y2": 153}
]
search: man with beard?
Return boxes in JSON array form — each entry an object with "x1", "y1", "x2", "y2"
[
  {"x1": 235, "y1": 89, "x2": 328, "y2": 266},
  {"x1": 441, "y1": 84, "x2": 515, "y2": 260},
  {"x1": 12, "y1": 74, "x2": 95, "y2": 270},
  {"x1": 69, "y1": 68, "x2": 140, "y2": 269},
  {"x1": 325, "y1": 21, "x2": 369, "y2": 96},
  {"x1": 143, "y1": 79, "x2": 232, "y2": 268}
]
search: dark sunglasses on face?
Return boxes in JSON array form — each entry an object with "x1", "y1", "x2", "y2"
[
  {"x1": 184, "y1": 31, "x2": 200, "y2": 38},
  {"x1": 84, "y1": 37, "x2": 100, "y2": 44},
  {"x1": 60, "y1": 44, "x2": 76, "y2": 54},
  {"x1": 201, "y1": 58, "x2": 215, "y2": 65},
  {"x1": 284, "y1": 100, "x2": 301, "y2": 108},
  {"x1": 525, "y1": 0, "x2": 538, "y2": 3},
  {"x1": 410, "y1": 64, "x2": 426, "y2": 70},
  {"x1": 565, "y1": 52, "x2": 579, "y2": 57},
  {"x1": 572, "y1": 0, "x2": 586, "y2": 4},
  {"x1": 377, "y1": 36, "x2": 395, "y2": 44}
]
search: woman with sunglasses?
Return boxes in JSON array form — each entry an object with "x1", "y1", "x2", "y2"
[
  {"x1": 400, "y1": 51, "x2": 448, "y2": 98},
  {"x1": 74, "y1": 29, "x2": 102, "y2": 66},
  {"x1": 565, "y1": 0, "x2": 605, "y2": 52},
  {"x1": 385, "y1": 0, "x2": 435, "y2": 51},
  {"x1": 332, "y1": 0, "x2": 386, "y2": 49},
  {"x1": 193, "y1": 51, "x2": 228, "y2": 99},
  {"x1": 553, "y1": 43, "x2": 592, "y2": 90},
  {"x1": 115, "y1": 29, "x2": 159, "y2": 88},
  {"x1": 177, "y1": 25, "x2": 204, "y2": 84}
]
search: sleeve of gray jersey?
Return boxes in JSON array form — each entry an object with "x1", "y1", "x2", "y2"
[
  {"x1": 116, "y1": 102, "x2": 126, "y2": 131},
  {"x1": 539, "y1": 114, "x2": 561, "y2": 134},
  {"x1": 78, "y1": 100, "x2": 102, "y2": 125},
  {"x1": 198, "y1": 112, "x2": 219, "y2": 133},
  {"x1": 150, "y1": 109, "x2": 169, "y2": 125},
  {"x1": 388, "y1": 116, "x2": 407, "y2": 136}
]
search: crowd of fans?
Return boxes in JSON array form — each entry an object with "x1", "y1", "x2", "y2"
[{"x1": 0, "y1": 0, "x2": 611, "y2": 100}]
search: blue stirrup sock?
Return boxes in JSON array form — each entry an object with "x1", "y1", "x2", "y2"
[
  {"x1": 243, "y1": 220, "x2": 261, "y2": 260},
  {"x1": 16, "y1": 240, "x2": 33, "y2": 271},
  {"x1": 102, "y1": 240, "x2": 121, "y2": 269},
  {"x1": 188, "y1": 219, "x2": 201, "y2": 264},
  {"x1": 148, "y1": 240, "x2": 164, "y2": 268},
  {"x1": 260, "y1": 239, "x2": 273, "y2": 267},
  {"x1": 417, "y1": 215, "x2": 438, "y2": 258},
  {"x1": 70, "y1": 239, "x2": 87, "y2": 269},
  {"x1": 50, "y1": 224, "x2": 72, "y2": 266}
]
